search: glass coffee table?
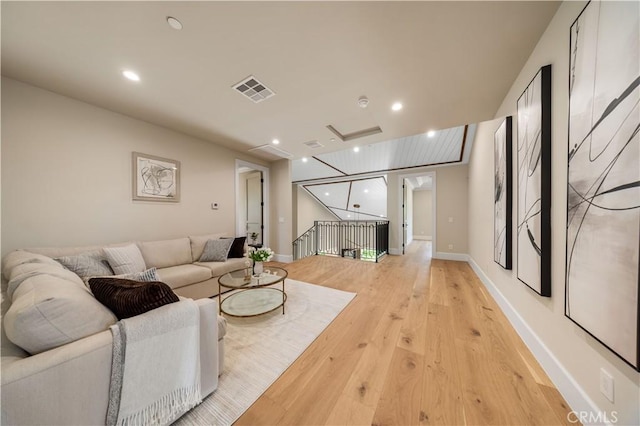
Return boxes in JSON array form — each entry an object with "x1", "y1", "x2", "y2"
[{"x1": 217, "y1": 266, "x2": 288, "y2": 317}]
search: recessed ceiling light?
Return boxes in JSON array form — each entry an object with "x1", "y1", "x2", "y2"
[
  {"x1": 427, "y1": 130, "x2": 436, "y2": 137},
  {"x1": 391, "y1": 102, "x2": 403, "y2": 111},
  {"x1": 347, "y1": 214, "x2": 351, "y2": 218},
  {"x1": 272, "y1": 139, "x2": 280, "y2": 145},
  {"x1": 325, "y1": 192, "x2": 330, "y2": 196},
  {"x1": 364, "y1": 189, "x2": 369, "y2": 193},
  {"x1": 167, "y1": 17, "x2": 183, "y2": 30},
  {"x1": 358, "y1": 96, "x2": 369, "y2": 108},
  {"x1": 353, "y1": 146, "x2": 360, "y2": 153},
  {"x1": 330, "y1": 138, "x2": 336, "y2": 142},
  {"x1": 122, "y1": 70, "x2": 140, "y2": 81},
  {"x1": 302, "y1": 157, "x2": 308, "y2": 162}
]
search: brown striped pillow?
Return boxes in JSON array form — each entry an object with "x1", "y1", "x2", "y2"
[{"x1": 88, "y1": 277, "x2": 179, "y2": 319}]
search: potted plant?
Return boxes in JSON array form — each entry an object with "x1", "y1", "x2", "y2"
[{"x1": 246, "y1": 247, "x2": 274, "y2": 275}]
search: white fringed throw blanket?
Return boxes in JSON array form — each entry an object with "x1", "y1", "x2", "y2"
[{"x1": 107, "y1": 300, "x2": 202, "y2": 426}]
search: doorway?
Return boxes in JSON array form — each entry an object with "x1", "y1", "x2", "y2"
[
  {"x1": 236, "y1": 160, "x2": 270, "y2": 246},
  {"x1": 398, "y1": 171, "x2": 436, "y2": 255}
]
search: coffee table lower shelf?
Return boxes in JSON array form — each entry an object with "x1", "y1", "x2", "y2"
[{"x1": 220, "y1": 287, "x2": 287, "y2": 317}]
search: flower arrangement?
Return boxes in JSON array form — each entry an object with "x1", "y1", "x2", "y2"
[{"x1": 246, "y1": 247, "x2": 274, "y2": 262}]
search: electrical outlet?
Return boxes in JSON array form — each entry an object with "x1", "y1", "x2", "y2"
[
  {"x1": 211, "y1": 202, "x2": 219, "y2": 210},
  {"x1": 448, "y1": 244, "x2": 453, "y2": 250},
  {"x1": 600, "y1": 368, "x2": 614, "y2": 402}
]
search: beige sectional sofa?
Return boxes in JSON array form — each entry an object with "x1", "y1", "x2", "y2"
[
  {"x1": 0, "y1": 233, "x2": 246, "y2": 425},
  {"x1": 23, "y1": 232, "x2": 248, "y2": 300}
]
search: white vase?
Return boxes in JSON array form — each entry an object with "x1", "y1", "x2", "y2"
[{"x1": 253, "y1": 261, "x2": 264, "y2": 275}]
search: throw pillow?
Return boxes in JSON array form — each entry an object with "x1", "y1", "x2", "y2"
[
  {"x1": 55, "y1": 251, "x2": 114, "y2": 278},
  {"x1": 199, "y1": 238, "x2": 233, "y2": 262},
  {"x1": 222, "y1": 237, "x2": 247, "y2": 258},
  {"x1": 103, "y1": 244, "x2": 146, "y2": 275},
  {"x1": 115, "y1": 267, "x2": 159, "y2": 282},
  {"x1": 82, "y1": 267, "x2": 159, "y2": 287},
  {"x1": 88, "y1": 277, "x2": 179, "y2": 320}
]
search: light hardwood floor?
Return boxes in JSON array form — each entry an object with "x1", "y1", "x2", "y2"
[{"x1": 236, "y1": 241, "x2": 574, "y2": 425}]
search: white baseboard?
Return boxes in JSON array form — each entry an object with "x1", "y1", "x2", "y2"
[
  {"x1": 388, "y1": 247, "x2": 401, "y2": 255},
  {"x1": 273, "y1": 254, "x2": 293, "y2": 263},
  {"x1": 433, "y1": 252, "x2": 469, "y2": 261},
  {"x1": 467, "y1": 256, "x2": 601, "y2": 422},
  {"x1": 412, "y1": 235, "x2": 432, "y2": 241}
]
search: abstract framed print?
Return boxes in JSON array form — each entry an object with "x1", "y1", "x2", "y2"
[
  {"x1": 494, "y1": 116, "x2": 513, "y2": 270},
  {"x1": 516, "y1": 64, "x2": 552, "y2": 297},
  {"x1": 566, "y1": 1, "x2": 639, "y2": 370},
  {"x1": 132, "y1": 152, "x2": 180, "y2": 202}
]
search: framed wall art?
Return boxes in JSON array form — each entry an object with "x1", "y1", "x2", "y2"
[
  {"x1": 132, "y1": 152, "x2": 180, "y2": 202},
  {"x1": 494, "y1": 116, "x2": 513, "y2": 270},
  {"x1": 566, "y1": 1, "x2": 639, "y2": 370},
  {"x1": 516, "y1": 64, "x2": 552, "y2": 297}
]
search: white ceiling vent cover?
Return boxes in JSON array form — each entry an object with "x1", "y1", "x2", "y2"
[
  {"x1": 232, "y1": 75, "x2": 275, "y2": 103},
  {"x1": 303, "y1": 140, "x2": 324, "y2": 149},
  {"x1": 249, "y1": 144, "x2": 293, "y2": 159}
]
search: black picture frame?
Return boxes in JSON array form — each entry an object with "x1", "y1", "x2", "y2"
[
  {"x1": 516, "y1": 64, "x2": 552, "y2": 297},
  {"x1": 565, "y1": 1, "x2": 639, "y2": 371},
  {"x1": 494, "y1": 116, "x2": 513, "y2": 270}
]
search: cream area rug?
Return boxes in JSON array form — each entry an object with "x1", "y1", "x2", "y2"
[{"x1": 175, "y1": 280, "x2": 356, "y2": 426}]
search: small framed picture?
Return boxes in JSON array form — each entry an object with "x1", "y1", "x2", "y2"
[{"x1": 132, "y1": 152, "x2": 180, "y2": 202}]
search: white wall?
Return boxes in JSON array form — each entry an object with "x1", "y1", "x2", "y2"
[
  {"x1": 467, "y1": 2, "x2": 639, "y2": 424},
  {"x1": 413, "y1": 189, "x2": 432, "y2": 240},
  {"x1": 1, "y1": 77, "x2": 267, "y2": 256},
  {"x1": 269, "y1": 159, "x2": 292, "y2": 262},
  {"x1": 294, "y1": 185, "x2": 338, "y2": 238}
]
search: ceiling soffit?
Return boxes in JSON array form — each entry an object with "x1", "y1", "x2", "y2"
[{"x1": 292, "y1": 124, "x2": 473, "y2": 183}]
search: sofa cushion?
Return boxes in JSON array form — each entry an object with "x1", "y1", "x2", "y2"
[
  {"x1": 138, "y1": 238, "x2": 193, "y2": 269},
  {"x1": 88, "y1": 277, "x2": 179, "y2": 320},
  {"x1": 103, "y1": 244, "x2": 146, "y2": 275},
  {"x1": 189, "y1": 233, "x2": 227, "y2": 261},
  {"x1": 2, "y1": 250, "x2": 62, "y2": 281},
  {"x1": 223, "y1": 237, "x2": 247, "y2": 258},
  {"x1": 195, "y1": 257, "x2": 248, "y2": 277},
  {"x1": 7, "y1": 263, "x2": 88, "y2": 301},
  {"x1": 199, "y1": 238, "x2": 233, "y2": 262},
  {"x1": 55, "y1": 250, "x2": 114, "y2": 278},
  {"x1": 3, "y1": 274, "x2": 117, "y2": 354},
  {"x1": 156, "y1": 264, "x2": 212, "y2": 290}
]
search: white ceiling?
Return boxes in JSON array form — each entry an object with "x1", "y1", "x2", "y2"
[
  {"x1": 304, "y1": 176, "x2": 388, "y2": 220},
  {"x1": 1, "y1": 1, "x2": 560, "y2": 161},
  {"x1": 292, "y1": 124, "x2": 475, "y2": 182}
]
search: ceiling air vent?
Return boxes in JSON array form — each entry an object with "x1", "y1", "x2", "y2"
[
  {"x1": 232, "y1": 75, "x2": 275, "y2": 103},
  {"x1": 249, "y1": 144, "x2": 293, "y2": 159},
  {"x1": 303, "y1": 140, "x2": 324, "y2": 149}
]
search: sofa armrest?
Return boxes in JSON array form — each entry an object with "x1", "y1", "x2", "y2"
[
  {"x1": 1, "y1": 330, "x2": 113, "y2": 425},
  {"x1": 195, "y1": 297, "x2": 219, "y2": 397}
]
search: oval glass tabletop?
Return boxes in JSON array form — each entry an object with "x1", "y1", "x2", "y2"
[
  {"x1": 218, "y1": 266, "x2": 287, "y2": 289},
  {"x1": 220, "y1": 287, "x2": 287, "y2": 317}
]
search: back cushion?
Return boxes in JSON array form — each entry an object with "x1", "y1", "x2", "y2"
[
  {"x1": 189, "y1": 233, "x2": 227, "y2": 261},
  {"x1": 7, "y1": 263, "x2": 87, "y2": 300},
  {"x1": 2, "y1": 250, "x2": 62, "y2": 281},
  {"x1": 3, "y1": 274, "x2": 117, "y2": 354},
  {"x1": 138, "y1": 238, "x2": 193, "y2": 269}
]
